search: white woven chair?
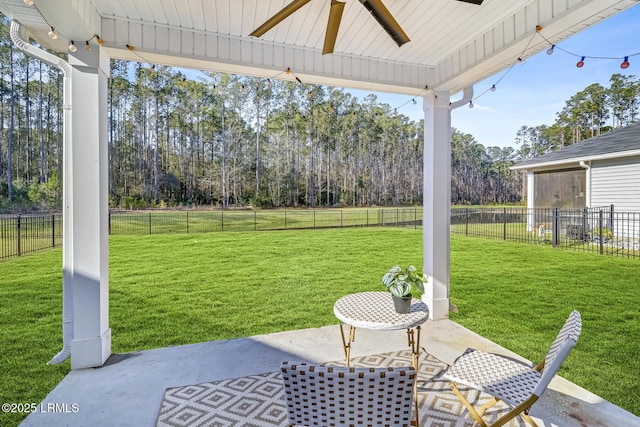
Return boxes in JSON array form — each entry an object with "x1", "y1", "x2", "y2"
[
  {"x1": 280, "y1": 361, "x2": 417, "y2": 427},
  {"x1": 443, "y1": 310, "x2": 582, "y2": 427}
]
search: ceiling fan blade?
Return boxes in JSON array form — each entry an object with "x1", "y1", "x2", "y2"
[
  {"x1": 359, "y1": 0, "x2": 410, "y2": 47},
  {"x1": 456, "y1": 0, "x2": 484, "y2": 4},
  {"x1": 250, "y1": 0, "x2": 312, "y2": 38},
  {"x1": 323, "y1": 0, "x2": 346, "y2": 55}
]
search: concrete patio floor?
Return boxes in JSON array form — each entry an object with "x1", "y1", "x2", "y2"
[{"x1": 20, "y1": 319, "x2": 640, "y2": 427}]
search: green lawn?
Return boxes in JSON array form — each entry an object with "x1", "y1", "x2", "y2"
[{"x1": 0, "y1": 228, "x2": 638, "y2": 426}]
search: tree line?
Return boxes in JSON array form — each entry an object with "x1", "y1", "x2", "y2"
[
  {"x1": 1, "y1": 15, "x2": 638, "y2": 211},
  {"x1": 515, "y1": 75, "x2": 640, "y2": 160}
]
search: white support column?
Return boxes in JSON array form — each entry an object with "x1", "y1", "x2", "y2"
[
  {"x1": 67, "y1": 47, "x2": 111, "y2": 369},
  {"x1": 422, "y1": 91, "x2": 451, "y2": 320}
]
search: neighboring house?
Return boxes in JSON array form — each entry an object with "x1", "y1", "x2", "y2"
[
  {"x1": 512, "y1": 122, "x2": 640, "y2": 211},
  {"x1": 512, "y1": 122, "x2": 640, "y2": 237}
]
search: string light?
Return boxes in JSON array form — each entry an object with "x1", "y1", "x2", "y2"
[
  {"x1": 48, "y1": 26, "x2": 57, "y2": 39},
  {"x1": 388, "y1": 85, "x2": 429, "y2": 114},
  {"x1": 537, "y1": 30, "x2": 638, "y2": 70},
  {"x1": 96, "y1": 35, "x2": 104, "y2": 46},
  {"x1": 85, "y1": 41, "x2": 91, "y2": 51},
  {"x1": 467, "y1": 24, "x2": 638, "y2": 112},
  {"x1": 621, "y1": 56, "x2": 630, "y2": 69},
  {"x1": 23, "y1": 0, "x2": 33, "y2": 5},
  {"x1": 126, "y1": 44, "x2": 135, "y2": 51},
  {"x1": 467, "y1": 24, "x2": 540, "y2": 107},
  {"x1": 68, "y1": 41, "x2": 77, "y2": 52}
]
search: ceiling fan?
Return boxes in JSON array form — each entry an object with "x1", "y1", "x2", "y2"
[{"x1": 249, "y1": 0, "x2": 484, "y2": 55}]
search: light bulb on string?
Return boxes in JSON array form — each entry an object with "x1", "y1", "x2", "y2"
[
  {"x1": 285, "y1": 67, "x2": 291, "y2": 75},
  {"x1": 576, "y1": 56, "x2": 585, "y2": 68},
  {"x1": 126, "y1": 44, "x2": 135, "y2": 51},
  {"x1": 412, "y1": 98, "x2": 417, "y2": 105},
  {"x1": 621, "y1": 56, "x2": 630, "y2": 69},
  {"x1": 469, "y1": 101, "x2": 474, "y2": 109},
  {"x1": 68, "y1": 41, "x2": 77, "y2": 52},
  {"x1": 85, "y1": 41, "x2": 91, "y2": 51},
  {"x1": 490, "y1": 85, "x2": 496, "y2": 92},
  {"x1": 23, "y1": 0, "x2": 33, "y2": 5},
  {"x1": 96, "y1": 35, "x2": 104, "y2": 46},
  {"x1": 48, "y1": 27, "x2": 58, "y2": 40},
  {"x1": 517, "y1": 57, "x2": 525, "y2": 65},
  {"x1": 546, "y1": 45, "x2": 555, "y2": 55}
]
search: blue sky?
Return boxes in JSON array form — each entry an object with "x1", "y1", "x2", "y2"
[{"x1": 349, "y1": 4, "x2": 640, "y2": 149}]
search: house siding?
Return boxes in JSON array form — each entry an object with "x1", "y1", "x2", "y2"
[{"x1": 591, "y1": 156, "x2": 640, "y2": 212}]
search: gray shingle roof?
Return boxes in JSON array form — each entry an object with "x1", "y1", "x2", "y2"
[{"x1": 512, "y1": 122, "x2": 640, "y2": 169}]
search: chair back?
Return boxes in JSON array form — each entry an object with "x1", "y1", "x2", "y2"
[
  {"x1": 280, "y1": 361, "x2": 416, "y2": 427},
  {"x1": 533, "y1": 310, "x2": 581, "y2": 396}
]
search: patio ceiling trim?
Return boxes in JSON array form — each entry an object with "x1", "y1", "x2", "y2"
[
  {"x1": 97, "y1": 0, "x2": 638, "y2": 94},
  {"x1": 2, "y1": 1, "x2": 637, "y2": 95}
]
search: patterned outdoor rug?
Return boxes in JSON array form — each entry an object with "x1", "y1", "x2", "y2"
[{"x1": 156, "y1": 349, "x2": 526, "y2": 427}]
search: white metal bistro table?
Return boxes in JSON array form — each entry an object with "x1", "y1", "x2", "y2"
[{"x1": 333, "y1": 291, "x2": 429, "y2": 426}]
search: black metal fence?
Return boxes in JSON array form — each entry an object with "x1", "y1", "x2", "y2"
[
  {"x1": 1, "y1": 208, "x2": 421, "y2": 261},
  {"x1": 451, "y1": 205, "x2": 640, "y2": 259},
  {"x1": 4, "y1": 206, "x2": 640, "y2": 262},
  {"x1": 0, "y1": 214, "x2": 63, "y2": 261}
]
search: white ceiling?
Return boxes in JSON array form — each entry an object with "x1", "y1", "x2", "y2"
[{"x1": 1, "y1": 0, "x2": 639, "y2": 95}]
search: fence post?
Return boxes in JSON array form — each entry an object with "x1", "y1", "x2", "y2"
[
  {"x1": 51, "y1": 214, "x2": 56, "y2": 247},
  {"x1": 108, "y1": 212, "x2": 111, "y2": 235},
  {"x1": 503, "y1": 207, "x2": 507, "y2": 240},
  {"x1": 341, "y1": 210, "x2": 343, "y2": 227},
  {"x1": 582, "y1": 207, "x2": 588, "y2": 241},
  {"x1": 366, "y1": 209, "x2": 369, "y2": 227},
  {"x1": 609, "y1": 204, "x2": 614, "y2": 229},
  {"x1": 381, "y1": 209, "x2": 384, "y2": 226},
  {"x1": 17, "y1": 215, "x2": 21, "y2": 256},
  {"x1": 221, "y1": 210, "x2": 224, "y2": 232},
  {"x1": 414, "y1": 208, "x2": 417, "y2": 230},
  {"x1": 254, "y1": 211, "x2": 257, "y2": 231},
  {"x1": 313, "y1": 210, "x2": 316, "y2": 228},
  {"x1": 149, "y1": 212, "x2": 152, "y2": 235},
  {"x1": 552, "y1": 208, "x2": 560, "y2": 247},
  {"x1": 284, "y1": 209, "x2": 287, "y2": 229},
  {"x1": 186, "y1": 211, "x2": 189, "y2": 233},
  {"x1": 465, "y1": 209, "x2": 469, "y2": 236},
  {"x1": 599, "y1": 209, "x2": 604, "y2": 255}
]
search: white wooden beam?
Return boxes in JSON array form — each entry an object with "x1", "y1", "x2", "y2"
[
  {"x1": 67, "y1": 46, "x2": 111, "y2": 370},
  {"x1": 422, "y1": 91, "x2": 452, "y2": 320}
]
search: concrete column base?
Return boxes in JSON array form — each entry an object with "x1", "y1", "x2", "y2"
[
  {"x1": 422, "y1": 295, "x2": 450, "y2": 321},
  {"x1": 71, "y1": 328, "x2": 112, "y2": 370}
]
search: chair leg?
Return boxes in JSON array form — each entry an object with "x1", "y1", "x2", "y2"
[
  {"x1": 477, "y1": 396, "x2": 500, "y2": 417},
  {"x1": 520, "y1": 411, "x2": 540, "y2": 427},
  {"x1": 450, "y1": 382, "x2": 489, "y2": 427}
]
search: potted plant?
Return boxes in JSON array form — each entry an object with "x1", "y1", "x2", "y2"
[{"x1": 382, "y1": 265, "x2": 426, "y2": 313}]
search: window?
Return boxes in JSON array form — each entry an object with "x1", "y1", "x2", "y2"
[{"x1": 534, "y1": 169, "x2": 586, "y2": 208}]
